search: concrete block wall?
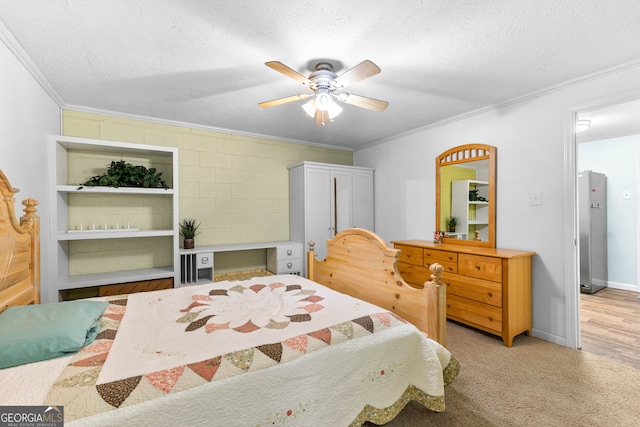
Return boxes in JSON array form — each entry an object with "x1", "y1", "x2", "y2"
[{"x1": 62, "y1": 109, "x2": 353, "y2": 273}]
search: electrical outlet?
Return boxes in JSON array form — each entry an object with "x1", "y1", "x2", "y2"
[{"x1": 529, "y1": 190, "x2": 542, "y2": 206}]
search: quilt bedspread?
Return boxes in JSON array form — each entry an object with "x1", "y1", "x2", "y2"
[{"x1": 12, "y1": 275, "x2": 458, "y2": 426}]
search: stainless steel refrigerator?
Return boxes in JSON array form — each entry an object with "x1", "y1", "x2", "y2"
[{"x1": 578, "y1": 170, "x2": 607, "y2": 294}]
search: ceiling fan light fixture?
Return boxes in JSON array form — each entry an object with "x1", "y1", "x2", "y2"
[
  {"x1": 301, "y1": 99, "x2": 316, "y2": 117},
  {"x1": 328, "y1": 100, "x2": 343, "y2": 120},
  {"x1": 262, "y1": 59, "x2": 386, "y2": 125},
  {"x1": 315, "y1": 92, "x2": 332, "y2": 111}
]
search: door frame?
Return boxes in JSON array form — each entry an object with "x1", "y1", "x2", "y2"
[{"x1": 564, "y1": 89, "x2": 640, "y2": 349}]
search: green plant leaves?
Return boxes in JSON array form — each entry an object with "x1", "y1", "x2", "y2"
[
  {"x1": 179, "y1": 218, "x2": 201, "y2": 239},
  {"x1": 83, "y1": 160, "x2": 168, "y2": 189}
]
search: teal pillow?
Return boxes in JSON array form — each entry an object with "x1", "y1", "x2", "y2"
[{"x1": 0, "y1": 300, "x2": 108, "y2": 369}]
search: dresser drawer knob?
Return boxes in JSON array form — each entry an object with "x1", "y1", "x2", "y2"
[
  {"x1": 395, "y1": 293, "x2": 400, "y2": 299},
  {"x1": 487, "y1": 292, "x2": 493, "y2": 297},
  {"x1": 287, "y1": 250, "x2": 292, "y2": 256},
  {"x1": 287, "y1": 262, "x2": 293, "y2": 268},
  {"x1": 475, "y1": 264, "x2": 481, "y2": 270},
  {"x1": 448, "y1": 256, "x2": 453, "y2": 260}
]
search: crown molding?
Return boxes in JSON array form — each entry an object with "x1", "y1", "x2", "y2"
[
  {"x1": 0, "y1": 19, "x2": 65, "y2": 106},
  {"x1": 63, "y1": 104, "x2": 354, "y2": 153}
]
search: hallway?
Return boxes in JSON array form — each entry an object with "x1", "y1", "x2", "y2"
[{"x1": 580, "y1": 287, "x2": 640, "y2": 370}]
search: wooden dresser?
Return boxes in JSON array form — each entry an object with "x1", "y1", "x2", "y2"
[{"x1": 392, "y1": 240, "x2": 535, "y2": 347}]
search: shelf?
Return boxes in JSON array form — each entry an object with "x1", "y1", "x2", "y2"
[
  {"x1": 57, "y1": 185, "x2": 174, "y2": 194},
  {"x1": 47, "y1": 134, "x2": 180, "y2": 303},
  {"x1": 58, "y1": 229, "x2": 174, "y2": 241},
  {"x1": 57, "y1": 266, "x2": 176, "y2": 290}
]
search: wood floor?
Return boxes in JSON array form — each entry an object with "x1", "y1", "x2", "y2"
[{"x1": 580, "y1": 287, "x2": 640, "y2": 370}]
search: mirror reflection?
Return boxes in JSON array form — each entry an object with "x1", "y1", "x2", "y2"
[{"x1": 436, "y1": 144, "x2": 496, "y2": 248}]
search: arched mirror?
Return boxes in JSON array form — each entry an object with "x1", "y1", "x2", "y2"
[{"x1": 436, "y1": 144, "x2": 496, "y2": 248}]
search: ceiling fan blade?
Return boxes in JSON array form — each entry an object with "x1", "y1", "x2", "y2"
[
  {"x1": 265, "y1": 61, "x2": 313, "y2": 87},
  {"x1": 337, "y1": 93, "x2": 389, "y2": 112},
  {"x1": 332, "y1": 60, "x2": 381, "y2": 89},
  {"x1": 259, "y1": 93, "x2": 311, "y2": 108}
]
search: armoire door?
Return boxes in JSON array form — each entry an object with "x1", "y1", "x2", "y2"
[
  {"x1": 305, "y1": 167, "x2": 332, "y2": 261},
  {"x1": 353, "y1": 170, "x2": 374, "y2": 230},
  {"x1": 331, "y1": 170, "x2": 353, "y2": 235}
]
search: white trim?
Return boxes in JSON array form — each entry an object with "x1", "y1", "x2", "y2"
[
  {"x1": 63, "y1": 104, "x2": 354, "y2": 153},
  {"x1": 358, "y1": 59, "x2": 640, "y2": 152},
  {"x1": 607, "y1": 280, "x2": 639, "y2": 292},
  {"x1": 566, "y1": 87, "x2": 640, "y2": 349},
  {"x1": 637, "y1": 156, "x2": 640, "y2": 290},
  {"x1": 563, "y1": 111, "x2": 580, "y2": 349},
  {"x1": 0, "y1": 19, "x2": 65, "y2": 106}
]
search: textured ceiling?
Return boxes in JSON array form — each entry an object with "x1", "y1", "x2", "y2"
[{"x1": 1, "y1": 0, "x2": 640, "y2": 149}]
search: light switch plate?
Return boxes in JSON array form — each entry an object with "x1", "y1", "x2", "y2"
[{"x1": 529, "y1": 190, "x2": 542, "y2": 206}]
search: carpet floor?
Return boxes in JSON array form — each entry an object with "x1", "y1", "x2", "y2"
[{"x1": 371, "y1": 321, "x2": 640, "y2": 426}]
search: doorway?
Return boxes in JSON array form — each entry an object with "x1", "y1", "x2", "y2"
[{"x1": 573, "y1": 99, "x2": 640, "y2": 367}]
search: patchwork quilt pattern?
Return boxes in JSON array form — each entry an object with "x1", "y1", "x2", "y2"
[{"x1": 44, "y1": 296, "x2": 413, "y2": 421}]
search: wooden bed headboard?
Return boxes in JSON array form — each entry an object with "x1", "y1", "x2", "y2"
[
  {"x1": 307, "y1": 228, "x2": 446, "y2": 346},
  {"x1": 0, "y1": 169, "x2": 40, "y2": 313}
]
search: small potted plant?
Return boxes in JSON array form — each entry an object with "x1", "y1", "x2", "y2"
[
  {"x1": 446, "y1": 216, "x2": 458, "y2": 233},
  {"x1": 179, "y1": 218, "x2": 201, "y2": 249}
]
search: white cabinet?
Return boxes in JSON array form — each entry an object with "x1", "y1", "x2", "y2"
[
  {"x1": 289, "y1": 162, "x2": 374, "y2": 276},
  {"x1": 179, "y1": 242, "x2": 302, "y2": 285},
  {"x1": 451, "y1": 180, "x2": 489, "y2": 241},
  {"x1": 266, "y1": 243, "x2": 302, "y2": 274},
  {"x1": 47, "y1": 135, "x2": 179, "y2": 302}
]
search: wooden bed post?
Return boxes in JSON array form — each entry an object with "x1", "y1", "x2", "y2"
[
  {"x1": 0, "y1": 169, "x2": 40, "y2": 311},
  {"x1": 424, "y1": 263, "x2": 446, "y2": 347},
  {"x1": 306, "y1": 241, "x2": 316, "y2": 279},
  {"x1": 21, "y1": 198, "x2": 40, "y2": 305}
]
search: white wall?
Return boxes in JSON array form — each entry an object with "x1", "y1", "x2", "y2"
[
  {"x1": 355, "y1": 64, "x2": 640, "y2": 347},
  {"x1": 0, "y1": 37, "x2": 61, "y2": 300},
  {"x1": 579, "y1": 135, "x2": 639, "y2": 290}
]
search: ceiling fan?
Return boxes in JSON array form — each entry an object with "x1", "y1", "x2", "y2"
[{"x1": 259, "y1": 60, "x2": 389, "y2": 125}]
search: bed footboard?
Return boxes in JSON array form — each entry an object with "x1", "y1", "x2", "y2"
[{"x1": 307, "y1": 228, "x2": 446, "y2": 346}]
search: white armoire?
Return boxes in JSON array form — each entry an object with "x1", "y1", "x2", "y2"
[{"x1": 288, "y1": 162, "x2": 374, "y2": 276}]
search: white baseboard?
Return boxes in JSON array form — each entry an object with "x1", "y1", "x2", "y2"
[
  {"x1": 607, "y1": 281, "x2": 639, "y2": 292},
  {"x1": 531, "y1": 328, "x2": 566, "y2": 347}
]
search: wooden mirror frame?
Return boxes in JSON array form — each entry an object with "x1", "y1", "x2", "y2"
[{"x1": 436, "y1": 144, "x2": 496, "y2": 248}]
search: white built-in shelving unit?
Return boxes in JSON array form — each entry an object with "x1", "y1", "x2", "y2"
[
  {"x1": 47, "y1": 135, "x2": 179, "y2": 302},
  {"x1": 451, "y1": 179, "x2": 489, "y2": 241}
]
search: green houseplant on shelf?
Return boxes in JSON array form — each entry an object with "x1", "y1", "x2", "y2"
[
  {"x1": 82, "y1": 160, "x2": 168, "y2": 189},
  {"x1": 179, "y1": 218, "x2": 201, "y2": 249},
  {"x1": 446, "y1": 216, "x2": 458, "y2": 233}
]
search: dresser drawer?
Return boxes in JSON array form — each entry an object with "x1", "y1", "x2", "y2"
[
  {"x1": 424, "y1": 259, "x2": 457, "y2": 273},
  {"x1": 443, "y1": 272, "x2": 502, "y2": 307},
  {"x1": 276, "y1": 258, "x2": 301, "y2": 274},
  {"x1": 424, "y1": 248, "x2": 458, "y2": 263},
  {"x1": 458, "y1": 254, "x2": 502, "y2": 282},
  {"x1": 197, "y1": 252, "x2": 213, "y2": 268},
  {"x1": 397, "y1": 262, "x2": 430, "y2": 287},
  {"x1": 447, "y1": 294, "x2": 502, "y2": 333},
  {"x1": 395, "y1": 245, "x2": 424, "y2": 266},
  {"x1": 276, "y1": 244, "x2": 301, "y2": 260}
]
